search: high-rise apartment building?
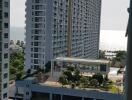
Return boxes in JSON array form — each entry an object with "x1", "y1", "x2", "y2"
[
  {"x1": 25, "y1": 0, "x2": 101, "y2": 71},
  {"x1": 0, "y1": 0, "x2": 10, "y2": 100}
]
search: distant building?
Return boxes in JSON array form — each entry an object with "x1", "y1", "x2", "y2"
[
  {"x1": 9, "y1": 44, "x2": 23, "y2": 54},
  {"x1": 104, "y1": 51, "x2": 116, "y2": 59},
  {"x1": 0, "y1": 0, "x2": 10, "y2": 99},
  {"x1": 25, "y1": 0, "x2": 101, "y2": 71}
]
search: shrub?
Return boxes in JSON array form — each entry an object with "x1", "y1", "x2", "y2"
[
  {"x1": 92, "y1": 73, "x2": 104, "y2": 85},
  {"x1": 90, "y1": 79, "x2": 99, "y2": 87},
  {"x1": 58, "y1": 75, "x2": 68, "y2": 86}
]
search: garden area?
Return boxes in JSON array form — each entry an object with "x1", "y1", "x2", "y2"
[{"x1": 58, "y1": 66, "x2": 121, "y2": 93}]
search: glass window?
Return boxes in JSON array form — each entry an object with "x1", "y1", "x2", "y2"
[
  {"x1": 4, "y1": 53, "x2": 8, "y2": 59},
  {"x1": 35, "y1": 0, "x2": 41, "y2": 3},
  {"x1": 4, "y1": 73, "x2": 8, "y2": 79},
  {"x1": 3, "y1": 93, "x2": 7, "y2": 99},
  {"x1": 34, "y1": 42, "x2": 39, "y2": 46},
  {"x1": 4, "y1": 2, "x2": 8, "y2": 7},
  {"x1": 4, "y1": 23, "x2": 8, "y2": 28},
  {"x1": 4, "y1": 63, "x2": 8, "y2": 69},
  {"x1": 0, "y1": 11, "x2": 2, "y2": 19},
  {"x1": 0, "y1": 21, "x2": 2, "y2": 30},
  {"x1": 4, "y1": 33, "x2": 8, "y2": 38},
  {"x1": 26, "y1": 92, "x2": 29, "y2": 95},
  {"x1": 34, "y1": 54, "x2": 38, "y2": 58},
  {"x1": 4, "y1": 43, "x2": 8, "y2": 48},
  {"x1": 4, "y1": 12, "x2": 8, "y2": 18},
  {"x1": 34, "y1": 59, "x2": 38, "y2": 64},
  {"x1": 34, "y1": 48, "x2": 38, "y2": 52},
  {"x1": 3, "y1": 83, "x2": 7, "y2": 88}
]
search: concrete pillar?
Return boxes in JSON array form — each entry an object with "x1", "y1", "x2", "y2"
[
  {"x1": 50, "y1": 93, "x2": 52, "y2": 100},
  {"x1": 61, "y1": 95, "x2": 63, "y2": 100},
  {"x1": 125, "y1": 1, "x2": 132, "y2": 100},
  {"x1": 51, "y1": 60, "x2": 54, "y2": 77}
]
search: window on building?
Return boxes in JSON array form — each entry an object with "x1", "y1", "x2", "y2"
[
  {"x1": 4, "y1": 12, "x2": 8, "y2": 18},
  {"x1": 34, "y1": 48, "x2": 38, "y2": 52},
  {"x1": 3, "y1": 83, "x2": 7, "y2": 88},
  {"x1": 0, "y1": 42, "x2": 2, "y2": 50},
  {"x1": 0, "y1": 11, "x2": 2, "y2": 19},
  {"x1": 4, "y1": 63, "x2": 8, "y2": 69},
  {"x1": 34, "y1": 59, "x2": 38, "y2": 64},
  {"x1": 4, "y1": 23, "x2": 8, "y2": 28},
  {"x1": 3, "y1": 93, "x2": 7, "y2": 99},
  {"x1": 0, "y1": 21, "x2": 2, "y2": 30},
  {"x1": 4, "y1": 33, "x2": 8, "y2": 38},
  {"x1": 26, "y1": 92, "x2": 29, "y2": 95},
  {"x1": 0, "y1": 32, "x2": 2, "y2": 39},
  {"x1": 4, "y1": 2, "x2": 8, "y2": 7},
  {"x1": 26, "y1": 84, "x2": 29, "y2": 87},
  {"x1": 35, "y1": 0, "x2": 41, "y2": 3},
  {"x1": 31, "y1": 48, "x2": 33, "y2": 52},
  {"x1": 34, "y1": 42, "x2": 39, "y2": 46},
  {"x1": 4, "y1": 53, "x2": 8, "y2": 59},
  {"x1": 34, "y1": 36, "x2": 39, "y2": 40},
  {"x1": 32, "y1": 5, "x2": 34, "y2": 9},
  {"x1": 0, "y1": 53, "x2": 2, "y2": 60},
  {"x1": 4, "y1": 73, "x2": 8, "y2": 79},
  {"x1": 34, "y1": 54, "x2": 38, "y2": 58},
  {"x1": 34, "y1": 65, "x2": 39, "y2": 69},
  {"x1": 4, "y1": 43, "x2": 8, "y2": 48}
]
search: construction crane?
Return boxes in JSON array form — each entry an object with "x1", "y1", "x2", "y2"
[
  {"x1": 125, "y1": 0, "x2": 132, "y2": 100},
  {"x1": 67, "y1": 0, "x2": 72, "y2": 57}
]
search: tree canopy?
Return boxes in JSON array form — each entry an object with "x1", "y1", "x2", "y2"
[{"x1": 10, "y1": 52, "x2": 24, "y2": 80}]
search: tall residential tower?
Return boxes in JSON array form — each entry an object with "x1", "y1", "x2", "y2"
[
  {"x1": 25, "y1": 0, "x2": 101, "y2": 71},
  {"x1": 0, "y1": 0, "x2": 10, "y2": 100}
]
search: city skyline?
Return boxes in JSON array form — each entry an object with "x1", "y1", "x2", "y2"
[
  {"x1": 10, "y1": 0, "x2": 128, "y2": 51},
  {"x1": 11, "y1": 0, "x2": 129, "y2": 30},
  {"x1": 7, "y1": 0, "x2": 126, "y2": 100}
]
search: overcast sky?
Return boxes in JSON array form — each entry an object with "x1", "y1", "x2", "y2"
[{"x1": 10, "y1": 0, "x2": 129, "y2": 30}]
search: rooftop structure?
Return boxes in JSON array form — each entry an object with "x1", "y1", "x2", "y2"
[
  {"x1": 54, "y1": 57, "x2": 110, "y2": 65},
  {"x1": 51, "y1": 57, "x2": 110, "y2": 77}
]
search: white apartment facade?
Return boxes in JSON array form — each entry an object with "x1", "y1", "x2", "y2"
[
  {"x1": 0, "y1": 0, "x2": 10, "y2": 100},
  {"x1": 25, "y1": 0, "x2": 101, "y2": 71}
]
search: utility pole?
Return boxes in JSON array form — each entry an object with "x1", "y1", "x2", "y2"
[
  {"x1": 67, "y1": 0, "x2": 72, "y2": 57},
  {"x1": 125, "y1": 0, "x2": 132, "y2": 100}
]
